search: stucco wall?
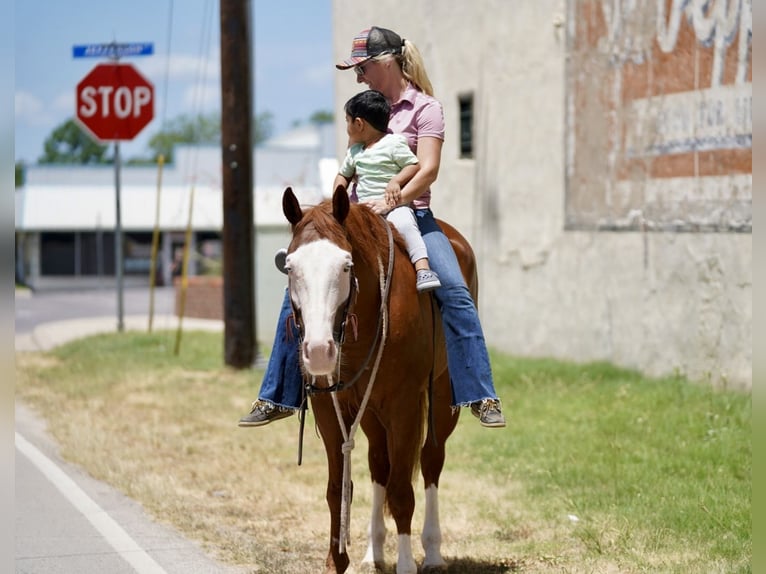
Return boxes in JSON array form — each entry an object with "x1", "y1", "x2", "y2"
[{"x1": 332, "y1": 0, "x2": 751, "y2": 388}]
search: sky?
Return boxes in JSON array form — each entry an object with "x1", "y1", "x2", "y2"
[{"x1": 14, "y1": 0, "x2": 334, "y2": 164}]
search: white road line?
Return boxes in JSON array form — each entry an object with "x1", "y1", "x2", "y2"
[{"x1": 15, "y1": 432, "x2": 167, "y2": 574}]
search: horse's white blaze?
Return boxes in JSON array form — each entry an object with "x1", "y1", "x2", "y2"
[
  {"x1": 421, "y1": 485, "x2": 446, "y2": 568},
  {"x1": 396, "y1": 534, "x2": 417, "y2": 574},
  {"x1": 362, "y1": 482, "x2": 387, "y2": 568},
  {"x1": 287, "y1": 239, "x2": 353, "y2": 375}
]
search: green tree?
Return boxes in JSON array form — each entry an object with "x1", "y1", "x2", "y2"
[
  {"x1": 15, "y1": 162, "x2": 25, "y2": 187},
  {"x1": 38, "y1": 118, "x2": 110, "y2": 164},
  {"x1": 146, "y1": 113, "x2": 220, "y2": 162},
  {"x1": 145, "y1": 111, "x2": 274, "y2": 163},
  {"x1": 308, "y1": 110, "x2": 333, "y2": 124}
]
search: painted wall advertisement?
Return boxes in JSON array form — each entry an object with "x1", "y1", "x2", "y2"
[{"x1": 566, "y1": 0, "x2": 751, "y2": 231}]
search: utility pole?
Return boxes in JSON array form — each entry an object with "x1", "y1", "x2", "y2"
[{"x1": 220, "y1": 0, "x2": 257, "y2": 367}]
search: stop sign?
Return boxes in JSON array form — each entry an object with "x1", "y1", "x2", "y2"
[{"x1": 76, "y1": 63, "x2": 154, "y2": 141}]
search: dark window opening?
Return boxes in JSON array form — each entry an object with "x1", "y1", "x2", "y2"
[{"x1": 459, "y1": 94, "x2": 474, "y2": 159}]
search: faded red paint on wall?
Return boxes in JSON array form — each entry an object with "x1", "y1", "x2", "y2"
[{"x1": 566, "y1": 0, "x2": 751, "y2": 231}]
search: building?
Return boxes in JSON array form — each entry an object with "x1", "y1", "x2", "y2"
[
  {"x1": 332, "y1": 1, "x2": 752, "y2": 388},
  {"x1": 15, "y1": 123, "x2": 336, "y2": 342}
]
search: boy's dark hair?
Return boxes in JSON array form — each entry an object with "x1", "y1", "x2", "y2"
[{"x1": 344, "y1": 90, "x2": 390, "y2": 134}]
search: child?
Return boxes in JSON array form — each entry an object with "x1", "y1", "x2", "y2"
[{"x1": 334, "y1": 90, "x2": 441, "y2": 292}]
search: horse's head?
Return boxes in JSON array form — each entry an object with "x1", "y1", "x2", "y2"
[{"x1": 282, "y1": 187, "x2": 356, "y2": 377}]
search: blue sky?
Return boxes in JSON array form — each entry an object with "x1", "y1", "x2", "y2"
[{"x1": 14, "y1": 0, "x2": 334, "y2": 164}]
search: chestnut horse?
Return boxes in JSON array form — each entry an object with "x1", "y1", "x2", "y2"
[{"x1": 282, "y1": 186, "x2": 477, "y2": 574}]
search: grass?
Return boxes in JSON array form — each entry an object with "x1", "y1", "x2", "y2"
[{"x1": 15, "y1": 331, "x2": 751, "y2": 573}]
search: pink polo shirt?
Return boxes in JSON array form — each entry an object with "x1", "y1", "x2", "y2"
[{"x1": 388, "y1": 83, "x2": 445, "y2": 210}]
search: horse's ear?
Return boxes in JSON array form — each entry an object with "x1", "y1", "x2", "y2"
[
  {"x1": 283, "y1": 187, "x2": 303, "y2": 226},
  {"x1": 332, "y1": 185, "x2": 349, "y2": 225}
]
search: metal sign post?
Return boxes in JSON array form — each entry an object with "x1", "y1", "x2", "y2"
[
  {"x1": 114, "y1": 141, "x2": 124, "y2": 331},
  {"x1": 73, "y1": 42, "x2": 154, "y2": 332}
]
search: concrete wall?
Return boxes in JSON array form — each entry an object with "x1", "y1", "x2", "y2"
[{"x1": 332, "y1": 0, "x2": 751, "y2": 388}]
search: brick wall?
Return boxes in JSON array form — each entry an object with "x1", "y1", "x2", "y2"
[{"x1": 174, "y1": 276, "x2": 223, "y2": 320}]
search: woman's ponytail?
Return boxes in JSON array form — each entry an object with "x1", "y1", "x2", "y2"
[{"x1": 400, "y1": 39, "x2": 434, "y2": 96}]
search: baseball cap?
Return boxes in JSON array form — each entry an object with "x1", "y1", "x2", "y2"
[{"x1": 336, "y1": 26, "x2": 404, "y2": 70}]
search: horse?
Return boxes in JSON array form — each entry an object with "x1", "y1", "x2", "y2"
[{"x1": 281, "y1": 185, "x2": 478, "y2": 574}]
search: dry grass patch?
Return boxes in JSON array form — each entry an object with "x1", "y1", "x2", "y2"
[{"x1": 15, "y1": 333, "x2": 750, "y2": 573}]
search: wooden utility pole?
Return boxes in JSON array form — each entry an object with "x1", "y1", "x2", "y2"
[{"x1": 220, "y1": 0, "x2": 256, "y2": 367}]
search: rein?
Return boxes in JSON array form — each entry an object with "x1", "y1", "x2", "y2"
[
  {"x1": 330, "y1": 252, "x2": 389, "y2": 554},
  {"x1": 293, "y1": 217, "x2": 395, "y2": 554}
]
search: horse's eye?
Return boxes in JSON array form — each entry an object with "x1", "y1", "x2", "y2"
[
  {"x1": 344, "y1": 263, "x2": 353, "y2": 272},
  {"x1": 285, "y1": 266, "x2": 292, "y2": 273}
]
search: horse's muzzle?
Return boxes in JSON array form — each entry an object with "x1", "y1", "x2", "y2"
[{"x1": 301, "y1": 338, "x2": 338, "y2": 376}]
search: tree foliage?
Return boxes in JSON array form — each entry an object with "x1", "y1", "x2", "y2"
[
  {"x1": 38, "y1": 118, "x2": 110, "y2": 165},
  {"x1": 36, "y1": 109, "x2": 323, "y2": 166},
  {"x1": 146, "y1": 111, "x2": 275, "y2": 162},
  {"x1": 146, "y1": 113, "x2": 220, "y2": 162},
  {"x1": 15, "y1": 162, "x2": 25, "y2": 187},
  {"x1": 308, "y1": 110, "x2": 333, "y2": 124}
]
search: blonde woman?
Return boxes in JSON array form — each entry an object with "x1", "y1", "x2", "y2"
[{"x1": 239, "y1": 26, "x2": 505, "y2": 428}]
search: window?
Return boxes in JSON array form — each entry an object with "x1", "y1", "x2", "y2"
[{"x1": 458, "y1": 93, "x2": 474, "y2": 159}]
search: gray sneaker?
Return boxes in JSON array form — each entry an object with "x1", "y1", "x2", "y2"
[
  {"x1": 470, "y1": 398, "x2": 506, "y2": 428},
  {"x1": 238, "y1": 400, "x2": 294, "y2": 427},
  {"x1": 416, "y1": 269, "x2": 442, "y2": 292}
]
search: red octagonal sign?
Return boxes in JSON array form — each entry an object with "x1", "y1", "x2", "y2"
[{"x1": 76, "y1": 63, "x2": 154, "y2": 142}]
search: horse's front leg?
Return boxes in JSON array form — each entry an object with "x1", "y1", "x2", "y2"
[
  {"x1": 361, "y1": 483, "x2": 386, "y2": 570},
  {"x1": 313, "y1": 398, "x2": 351, "y2": 574},
  {"x1": 324, "y1": 470, "x2": 351, "y2": 574}
]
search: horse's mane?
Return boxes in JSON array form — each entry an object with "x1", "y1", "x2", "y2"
[{"x1": 292, "y1": 200, "x2": 406, "y2": 270}]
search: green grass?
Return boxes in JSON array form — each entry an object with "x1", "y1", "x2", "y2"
[
  {"x1": 16, "y1": 333, "x2": 751, "y2": 573},
  {"x1": 456, "y1": 353, "x2": 752, "y2": 571}
]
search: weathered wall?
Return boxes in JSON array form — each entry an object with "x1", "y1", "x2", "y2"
[{"x1": 332, "y1": 0, "x2": 751, "y2": 388}]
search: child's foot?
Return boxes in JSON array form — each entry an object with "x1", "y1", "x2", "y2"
[{"x1": 416, "y1": 269, "x2": 442, "y2": 292}]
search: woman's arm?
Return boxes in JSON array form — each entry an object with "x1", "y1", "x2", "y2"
[
  {"x1": 380, "y1": 163, "x2": 420, "y2": 210},
  {"x1": 394, "y1": 136, "x2": 442, "y2": 206}
]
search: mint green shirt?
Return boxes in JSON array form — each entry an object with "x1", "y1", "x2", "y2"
[{"x1": 338, "y1": 133, "x2": 419, "y2": 203}]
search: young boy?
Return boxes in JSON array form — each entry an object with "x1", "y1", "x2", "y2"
[{"x1": 333, "y1": 90, "x2": 441, "y2": 292}]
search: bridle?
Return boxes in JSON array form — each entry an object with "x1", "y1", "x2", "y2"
[
  {"x1": 287, "y1": 220, "x2": 394, "y2": 396},
  {"x1": 287, "y1": 262, "x2": 358, "y2": 349}
]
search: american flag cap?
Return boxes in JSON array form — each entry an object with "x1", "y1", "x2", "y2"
[{"x1": 336, "y1": 26, "x2": 404, "y2": 70}]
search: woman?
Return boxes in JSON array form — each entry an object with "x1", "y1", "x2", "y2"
[{"x1": 239, "y1": 26, "x2": 505, "y2": 428}]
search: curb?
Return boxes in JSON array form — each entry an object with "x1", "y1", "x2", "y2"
[{"x1": 16, "y1": 315, "x2": 224, "y2": 352}]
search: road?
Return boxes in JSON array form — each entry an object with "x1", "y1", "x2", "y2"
[
  {"x1": 14, "y1": 286, "x2": 241, "y2": 574},
  {"x1": 14, "y1": 285, "x2": 176, "y2": 336}
]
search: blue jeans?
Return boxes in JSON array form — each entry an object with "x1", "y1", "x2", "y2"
[{"x1": 258, "y1": 208, "x2": 498, "y2": 408}]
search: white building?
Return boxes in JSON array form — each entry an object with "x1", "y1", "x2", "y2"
[
  {"x1": 15, "y1": 123, "x2": 337, "y2": 342},
  {"x1": 333, "y1": 2, "x2": 752, "y2": 389}
]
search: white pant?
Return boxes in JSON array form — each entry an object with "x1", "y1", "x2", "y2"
[{"x1": 386, "y1": 206, "x2": 428, "y2": 264}]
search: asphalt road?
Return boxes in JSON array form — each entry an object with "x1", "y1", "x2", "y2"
[
  {"x1": 14, "y1": 285, "x2": 177, "y2": 335},
  {"x1": 15, "y1": 286, "x2": 243, "y2": 574}
]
